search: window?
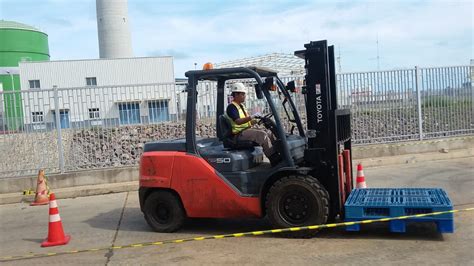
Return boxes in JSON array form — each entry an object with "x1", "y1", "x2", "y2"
[
  {"x1": 89, "y1": 108, "x2": 100, "y2": 119},
  {"x1": 86, "y1": 77, "x2": 97, "y2": 86},
  {"x1": 29, "y1": 80, "x2": 41, "y2": 89},
  {"x1": 52, "y1": 110, "x2": 70, "y2": 129},
  {"x1": 32, "y1": 112, "x2": 44, "y2": 123},
  {"x1": 148, "y1": 100, "x2": 169, "y2": 123},
  {"x1": 118, "y1": 102, "x2": 141, "y2": 125}
]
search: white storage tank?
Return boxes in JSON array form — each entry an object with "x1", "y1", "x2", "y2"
[{"x1": 96, "y1": 0, "x2": 133, "y2": 59}]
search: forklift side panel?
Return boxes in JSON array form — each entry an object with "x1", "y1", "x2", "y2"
[{"x1": 170, "y1": 153, "x2": 262, "y2": 218}]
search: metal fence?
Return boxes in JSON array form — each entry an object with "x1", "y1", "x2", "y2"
[
  {"x1": 0, "y1": 65, "x2": 472, "y2": 178},
  {"x1": 336, "y1": 66, "x2": 472, "y2": 143}
]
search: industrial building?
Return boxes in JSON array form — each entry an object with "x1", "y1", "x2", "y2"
[
  {"x1": 19, "y1": 57, "x2": 174, "y2": 88},
  {"x1": 18, "y1": 57, "x2": 176, "y2": 130}
]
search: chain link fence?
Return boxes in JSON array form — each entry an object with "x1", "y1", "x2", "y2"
[{"x1": 0, "y1": 65, "x2": 472, "y2": 178}]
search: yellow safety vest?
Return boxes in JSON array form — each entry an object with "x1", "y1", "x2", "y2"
[{"x1": 227, "y1": 101, "x2": 251, "y2": 135}]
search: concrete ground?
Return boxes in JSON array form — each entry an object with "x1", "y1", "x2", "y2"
[{"x1": 0, "y1": 157, "x2": 473, "y2": 265}]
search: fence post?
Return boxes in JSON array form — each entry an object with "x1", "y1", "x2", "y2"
[
  {"x1": 415, "y1": 66, "x2": 423, "y2": 140},
  {"x1": 176, "y1": 90, "x2": 180, "y2": 122},
  {"x1": 53, "y1": 86, "x2": 65, "y2": 173}
]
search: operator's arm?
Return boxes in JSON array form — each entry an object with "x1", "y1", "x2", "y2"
[
  {"x1": 235, "y1": 116, "x2": 253, "y2": 125},
  {"x1": 226, "y1": 104, "x2": 253, "y2": 125}
]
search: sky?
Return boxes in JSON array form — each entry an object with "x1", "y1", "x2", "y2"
[{"x1": 0, "y1": 0, "x2": 472, "y2": 78}]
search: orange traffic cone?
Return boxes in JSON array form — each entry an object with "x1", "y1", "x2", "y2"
[
  {"x1": 356, "y1": 163, "x2": 367, "y2": 188},
  {"x1": 41, "y1": 193, "x2": 70, "y2": 247},
  {"x1": 30, "y1": 169, "x2": 49, "y2": 206}
]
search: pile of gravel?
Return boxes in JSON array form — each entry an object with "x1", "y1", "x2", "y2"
[{"x1": 65, "y1": 106, "x2": 472, "y2": 169}]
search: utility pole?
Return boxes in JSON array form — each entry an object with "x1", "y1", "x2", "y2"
[{"x1": 336, "y1": 45, "x2": 342, "y2": 73}]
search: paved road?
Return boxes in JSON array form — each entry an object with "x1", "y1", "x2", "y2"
[{"x1": 1, "y1": 157, "x2": 473, "y2": 265}]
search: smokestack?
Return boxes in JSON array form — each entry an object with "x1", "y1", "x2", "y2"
[{"x1": 96, "y1": 0, "x2": 133, "y2": 58}]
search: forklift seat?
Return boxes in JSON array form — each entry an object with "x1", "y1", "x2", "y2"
[{"x1": 218, "y1": 115, "x2": 256, "y2": 150}]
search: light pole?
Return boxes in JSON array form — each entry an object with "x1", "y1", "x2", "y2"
[
  {"x1": 5, "y1": 71, "x2": 14, "y2": 91},
  {"x1": 176, "y1": 91, "x2": 181, "y2": 121}
]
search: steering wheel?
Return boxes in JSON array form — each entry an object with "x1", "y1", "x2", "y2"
[
  {"x1": 257, "y1": 113, "x2": 278, "y2": 137},
  {"x1": 257, "y1": 113, "x2": 273, "y2": 125}
]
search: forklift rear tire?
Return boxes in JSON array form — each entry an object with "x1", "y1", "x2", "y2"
[
  {"x1": 265, "y1": 175, "x2": 329, "y2": 238},
  {"x1": 144, "y1": 190, "x2": 185, "y2": 233}
]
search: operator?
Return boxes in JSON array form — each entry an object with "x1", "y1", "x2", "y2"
[{"x1": 225, "y1": 82, "x2": 281, "y2": 166}]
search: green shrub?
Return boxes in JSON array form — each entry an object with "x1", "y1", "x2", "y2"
[{"x1": 422, "y1": 96, "x2": 472, "y2": 108}]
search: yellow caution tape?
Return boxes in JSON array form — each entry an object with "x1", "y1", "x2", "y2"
[
  {"x1": 22, "y1": 189, "x2": 35, "y2": 196},
  {"x1": 1, "y1": 207, "x2": 473, "y2": 262}
]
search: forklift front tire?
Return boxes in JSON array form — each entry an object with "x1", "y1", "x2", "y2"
[
  {"x1": 265, "y1": 175, "x2": 329, "y2": 238},
  {"x1": 144, "y1": 190, "x2": 185, "y2": 233}
]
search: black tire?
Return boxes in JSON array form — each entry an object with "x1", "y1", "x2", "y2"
[
  {"x1": 144, "y1": 191, "x2": 185, "y2": 233},
  {"x1": 265, "y1": 175, "x2": 329, "y2": 238}
]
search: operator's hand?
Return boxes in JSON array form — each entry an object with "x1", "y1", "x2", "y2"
[{"x1": 251, "y1": 112, "x2": 262, "y2": 119}]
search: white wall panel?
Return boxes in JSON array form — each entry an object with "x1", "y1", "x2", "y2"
[{"x1": 19, "y1": 57, "x2": 174, "y2": 89}]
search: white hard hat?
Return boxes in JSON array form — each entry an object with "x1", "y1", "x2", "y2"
[{"x1": 230, "y1": 82, "x2": 247, "y2": 94}]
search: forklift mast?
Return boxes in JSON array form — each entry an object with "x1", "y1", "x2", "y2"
[{"x1": 295, "y1": 40, "x2": 352, "y2": 214}]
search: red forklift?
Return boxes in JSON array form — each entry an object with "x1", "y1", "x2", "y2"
[{"x1": 139, "y1": 40, "x2": 353, "y2": 237}]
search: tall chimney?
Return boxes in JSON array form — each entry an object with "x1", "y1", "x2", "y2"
[{"x1": 96, "y1": 0, "x2": 133, "y2": 58}]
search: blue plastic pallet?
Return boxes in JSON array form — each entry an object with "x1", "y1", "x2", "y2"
[{"x1": 344, "y1": 188, "x2": 454, "y2": 233}]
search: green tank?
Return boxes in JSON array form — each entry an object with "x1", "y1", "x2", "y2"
[{"x1": 0, "y1": 20, "x2": 50, "y2": 130}]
